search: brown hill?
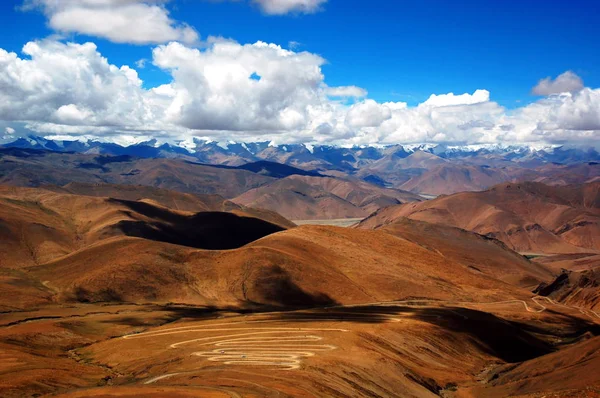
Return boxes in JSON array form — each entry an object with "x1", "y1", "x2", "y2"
[
  {"x1": 48, "y1": 182, "x2": 295, "y2": 229},
  {"x1": 0, "y1": 185, "x2": 293, "y2": 310},
  {"x1": 0, "y1": 186, "x2": 290, "y2": 267},
  {"x1": 233, "y1": 177, "x2": 366, "y2": 220},
  {"x1": 359, "y1": 161, "x2": 600, "y2": 196},
  {"x1": 233, "y1": 175, "x2": 421, "y2": 220},
  {"x1": 357, "y1": 150, "x2": 449, "y2": 187},
  {"x1": 534, "y1": 162, "x2": 600, "y2": 186},
  {"x1": 0, "y1": 150, "x2": 274, "y2": 198},
  {"x1": 534, "y1": 268, "x2": 600, "y2": 311},
  {"x1": 52, "y1": 182, "x2": 232, "y2": 212},
  {"x1": 377, "y1": 218, "x2": 554, "y2": 287},
  {"x1": 466, "y1": 336, "x2": 600, "y2": 397},
  {"x1": 32, "y1": 225, "x2": 528, "y2": 307},
  {"x1": 1, "y1": 184, "x2": 531, "y2": 310},
  {"x1": 359, "y1": 181, "x2": 600, "y2": 254},
  {"x1": 399, "y1": 164, "x2": 514, "y2": 195},
  {"x1": 2, "y1": 186, "x2": 599, "y2": 398},
  {"x1": 290, "y1": 175, "x2": 422, "y2": 213},
  {"x1": 532, "y1": 252, "x2": 600, "y2": 273}
]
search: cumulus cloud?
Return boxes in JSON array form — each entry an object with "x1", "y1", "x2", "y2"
[
  {"x1": 0, "y1": 40, "x2": 167, "y2": 131},
  {"x1": 151, "y1": 40, "x2": 326, "y2": 132},
  {"x1": 422, "y1": 89, "x2": 490, "y2": 107},
  {"x1": 253, "y1": 0, "x2": 327, "y2": 15},
  {"x1": 0, "y1": 38, "x2": 599, "y2": 147},
  {"x1": 5, "y1": 127, "x2": 15, "y2": 134},
  {"x1": 326, "y1": 86, "x2": 368, "y2": 98},
  {"x1": 532, "y1": 71, "x2": 584, "y2": 96},
  {"x1": 500, "y1": 88, "x2": 600, "y2": 144},
  {"x1": 345, "y1": 100, "x2": 393, "y2": 128},
  {"x1": 22, "y1": 0, "x2": 198, "y2": 44}
]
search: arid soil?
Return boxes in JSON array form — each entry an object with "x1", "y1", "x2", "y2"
[
  {"x1": 1, "y1": 299, "x2": 598, "y2": 397},
  {"x1": 359, "y1": 181, "x2": 600, "y2": 254},
  {"x1": 1, "y1": 184, "x2": 599, "y2": 397},
  {"x1": 233, "y1": 175, "x2": 421, "y2": 220}
]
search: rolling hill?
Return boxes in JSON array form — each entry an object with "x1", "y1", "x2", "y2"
[
  {"x1": 399, "y1": 164, "x2": 515, "y2": 195},
  {"x1": 535, "y1": 268, "x2": 600, "y2": 311},
  {"x1": 377, "y1": 218, "x2": 554, "y2": 287},
  {"x1": 48, "y1": 182, "x2": 295, "y2": 229},
  {"x1": 0, "y1": 149, "x2": 275, "y2": 198},
  {"x1": 233, "y1": 175, "x2": 422, "y2": 220},
  {"x1": 359, "y1": 181, "x2": 600, "y2": 254},
  {"x1": 31, "y1": 224, "x2": 530, "y2": 307},
  {"x1": 1, "y1": 149, "x2": 424, "y2": 219},
  {"x1": 1, "y1": 183, "x2": 598, "y2": 398},
  {"x1": 1, "y1": 184, "x2": 538, "y2": 310},
  {"x1": 0, "y1": 186, "x2": 290, "y2": 270}
]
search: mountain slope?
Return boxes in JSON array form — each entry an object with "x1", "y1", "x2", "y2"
[
  {"x1": 233, "y1": 177, "x2": 368, "y2": 220},
  {"x1": 0, "y1": 185, "x2": 537, "y2": 309},
  {"x1": 32, "y1": 225, "x2": 529, "y2": 307},
  {"x1": 49, "y1": 182, "x2": 295, "y2": 228},
  {"x1": 200, "y1": 160, "x2": 321, "y2": 178},
  {"x1": 466, "y1": 336, "x2": 600, "y2": 397},
  {"x1": 359, "y1": 181, "x2": 600, "y2": 254},
  {"x1": 234, "y1": 175, "x2": 422, "y2": 219},
  {"x1": 0, "y1": 149, "x2": 275, "y2": 198},
  {"x1": 399, "y1": 164, "x2": 515, "y2": 195},
  {"x1": 0, "y1": 186, "x2": 290, "y2": 268},
  {"x1": 376, "y1": 218, "x2": 554, "y2": 287},
  {"x1": 534, "y1": 268, "x2": 600, "y2": 311}
]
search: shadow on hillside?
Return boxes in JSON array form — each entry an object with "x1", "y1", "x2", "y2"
[
  {"x1": 267, "y1": 305, "x2": 599, "y2": 363},
  {"x1": 250, "y1": 265, "x2": 338, "y2": 308},
  {"x1": 108, "y1": 198, "x2": 284, "y2": 250},
  {"x1": 97, "y1": 300, "x2": 598, "y2": 364},
  {"x1": 72, "y1": 264, "x2": 337, "y2": 309},
  {"x1": 149, "y1": 303, "x2": 596, "y2": 363}
]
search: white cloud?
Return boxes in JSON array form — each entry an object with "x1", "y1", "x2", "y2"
[
  {"x1": 532, "y1": 71, "x2": 584, "y2": 96},
  {"x1": 5, "y1": 127, "x2": 15, "y2": 134},
  {"x1": 345, "y1": 100, "x2": 393, "y2": 128},
  {"x1": 0, "y1": 40, "x2": 166, "y2": 131},
  {"x1": 422, "y1": 89, "x2": 490, "y2": 107},
  {"x1": 54, "y1": 104, "x2": 92, "y2": 124},
  {"x1": 151, "y1": 40, "x2": 326, "y2": 132},
  {"x1": 0, "y1": 39, "x2": 599, "y2": 148},
  {"x1": 135, "y1": 58, "x2": 147, "y2": 69},
  {"x1": 23, "y1": 0, "x2": 198, "y2": 45},
  {"x1": 326, "y1": 85, "x2": 368, "y2": 98},
  {"x1": 252, "y1": 0, "x2": 327, "y2": 15},
  {"x1": 499, "y1": 88, "x2": 600, "y2": 144}
]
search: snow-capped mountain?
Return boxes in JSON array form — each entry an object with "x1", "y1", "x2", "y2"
[{"x1": 2, "y1": 135, "x2": 598, "y2": 171}]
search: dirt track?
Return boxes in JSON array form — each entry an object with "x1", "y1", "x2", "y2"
[
  {"x1": 120, "y1": 296, "x2": 599, "y2": 385},
  {"x1": 123, "y1": 312, "x2": 400, "y2": 377}
]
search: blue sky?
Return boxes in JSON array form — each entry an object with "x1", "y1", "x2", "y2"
[
  {"x1": 0, "y1": 0, "x2": 599, "y2": 146},
  {"x1": 2, "y1": 0, "x2": 598, "y2": 107}
]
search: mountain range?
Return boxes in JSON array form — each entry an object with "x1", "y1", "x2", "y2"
[
  {"x1": 1, "y1": 147, "x2": 599, "y2": 397},
  {"x1": 5, "y1": 135, "x2": 599, "y2": 167},
  {"x1": 3, "y1": 135, "x2": 599, "y2": 195}
]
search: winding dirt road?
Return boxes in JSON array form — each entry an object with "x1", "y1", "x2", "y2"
[
  {"x1": 124, "y1": 312, "x2": 402, "y2": 379},
  {"x1": 121, "y1": 296, "x2": 598, "y2": 385}
]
